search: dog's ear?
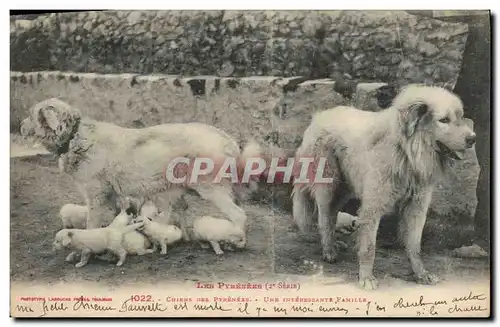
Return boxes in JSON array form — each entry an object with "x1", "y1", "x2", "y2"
[
  {"x1": 404, "y1": 102, "x2": 431, "y2": 138},
  {"x1": 20, "y1": 117, "x2": 35, "y2": 137},
  {"x1": 375, "y1": 84, "x2": 399, "y2": 109},
  {"x1": 38, "y1": 106, "x2": 60, "y2": 131},
  {"x1": 125, "y1": 207, "x2": 136, "y2": 216}
]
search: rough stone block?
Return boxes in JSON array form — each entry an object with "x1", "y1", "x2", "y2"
[
  {"x1": 354, "y1": 82, "x2": 387, "y2": 111},
  {"x1": 11, "y1": 10, "x2": 468, "y2": 83}
]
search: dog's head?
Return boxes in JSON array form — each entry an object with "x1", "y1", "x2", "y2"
[
  {"x1": 393, "y1": 84, "x2": 476, "y2": 161},
  {"x1": 53, "y1": 229, "x2": 74, "y2": 251},
  {"x1": 20, "y1": 98, "x2": 81, "y2": 154}
]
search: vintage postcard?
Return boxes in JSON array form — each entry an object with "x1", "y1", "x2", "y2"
[{"x1": 9, "y1": 9, "x2": 491, "y2": 318}]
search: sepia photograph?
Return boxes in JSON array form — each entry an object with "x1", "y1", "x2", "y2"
[{"x1": 8, "y1": 8, "x2": 491, "y2": 318}]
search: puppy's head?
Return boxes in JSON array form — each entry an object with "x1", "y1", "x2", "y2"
[
  {"x1": 393, "y1": 84, "x2": 476, "y2": 161},
  {"x1": 21, "y1": 98, "x2": 81, "y2": 154},
  {"x1": 227, "y1": 232, "x2": 247, "y2": 249},
  {"x1": 139, "y1": 200, "x2": 160, "y2": 218},
  {"x1": 53, "y1": 229, "x2": 74, "y2": 250},
  {"x1": 131, "y1": 215, "x2": 150, "y2": 226},
  {"x1": 116, "y1": 196, "x2": 141, "y2": 217},
  {"x1": 113, "y1": 208, "x2": 135, "y2": 225}
]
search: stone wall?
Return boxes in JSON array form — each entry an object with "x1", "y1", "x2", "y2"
[
  {"x1": 10, "y1": 10, "x2": 468, "y2": 85},
  {"x1": 10, "y1": 71, "x2": 479, "y2": 247}
]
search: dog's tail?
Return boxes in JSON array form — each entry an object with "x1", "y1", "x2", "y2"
[
  {"x1": 232, "y1": 139, "x2": 264, "y2": 200},
  {"x1": 120, "y1": 222, "x2": 145, "y2": 233}
]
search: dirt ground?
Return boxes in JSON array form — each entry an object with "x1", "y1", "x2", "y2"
[{"x1": 10, "y1": 141, "x2": 490, "y2": 289}]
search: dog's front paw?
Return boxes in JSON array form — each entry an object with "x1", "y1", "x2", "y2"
[
  {"x1": 215, "y1": 250, "x2": 224, "y2": 256},
  {"x1": 415, "y1": 271, "x2": 439, "y2": 285},
  {"x1": 322, "y1": 249, "x2": 338, "y2": 263},
  {"x1": 358, "y1": 276, "x2": 378, "y2": 290}
]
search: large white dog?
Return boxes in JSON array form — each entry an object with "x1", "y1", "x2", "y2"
[
  {"x1": 292, "y1": 85, "x2": 477, "y2": 290},
  {"x1": 21, "y1": 98, "x2": 259, "y2": 233}
]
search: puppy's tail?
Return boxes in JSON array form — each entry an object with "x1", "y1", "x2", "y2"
[{"x1": 121, "y1": 222, "x2": 145, "y2": 233}]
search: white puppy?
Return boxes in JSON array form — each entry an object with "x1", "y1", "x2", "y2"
[
  {"x1": 192, "y1": 215, "x2": 246, "y2": 255},
  {"x1": 138, "y1": 199, "x2": 192, "y2": 241},
  {"x1": 335, "y1": 212, "x2": 359, "y2": 234},
  {"x1": 59, "y1": 203, "x2": 88, "y2": 229},
  {"x1": 139, "y1": 200, "x2": 162, "y2": 219},
  {"x1": 52, "y1": 222, "x2": 144, "y2": 268},
  {"x1": 108, "y1": 209, "x2": 154, "y2": 256},
  {"x1": 133, "y1": 216, "x2": 182, "y2": 255}
]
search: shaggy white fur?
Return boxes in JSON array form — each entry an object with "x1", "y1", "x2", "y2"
[
  {"x1": 108, "y1": 210, "x2": 154, "y2": 256},
  {"x1": 293, "y1": 84, "x2": 476, "y2": 290},
  {"x1": 133, "y1": 216, "x2": 182, "y2": 255},
  {"x1": 192, "y1": 215, "x2": 246, "y2": 255},
  {"x1": 21, "y1": 98, "x2": 260, "y2": 236},
  {"x1": 52, "y1": 222, "x2": 144, "y2": 268},
  {"x1": 59, "y1": 203, "x2": 88, "y2": 229}
]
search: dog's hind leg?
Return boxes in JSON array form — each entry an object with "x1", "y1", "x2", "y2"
[
  {"x1": 193, "y1": 184, "x2": 247, "y2": 230},
  {"x1": 399, "y1": 188, "x2": 439, "y2": 285},
  {"x1": 292, "y1": 186, "x2": 315, "y2": 235},
  {"x1": 313, "y1": 184, "x2": 339, "y2": 263}
]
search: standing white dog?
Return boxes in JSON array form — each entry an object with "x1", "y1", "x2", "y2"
[
  {"x1": 21, "y1": 98, "x2": 260, "y2": 235},
  {"x1": 292, "y1": 85, "x2": 476, "y2": 290}
]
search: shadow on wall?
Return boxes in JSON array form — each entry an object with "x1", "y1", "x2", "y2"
[{"x1": 11, "y1": 10, "x2": 468, "y2": 85}]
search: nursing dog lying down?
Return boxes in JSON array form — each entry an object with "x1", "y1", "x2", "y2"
[
  {"x1": 293, "y1": 84, "x2": 476, "y2": 290},
  {"x1": 21, "y1": 98, "x2": 260, "y2": 236}
]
